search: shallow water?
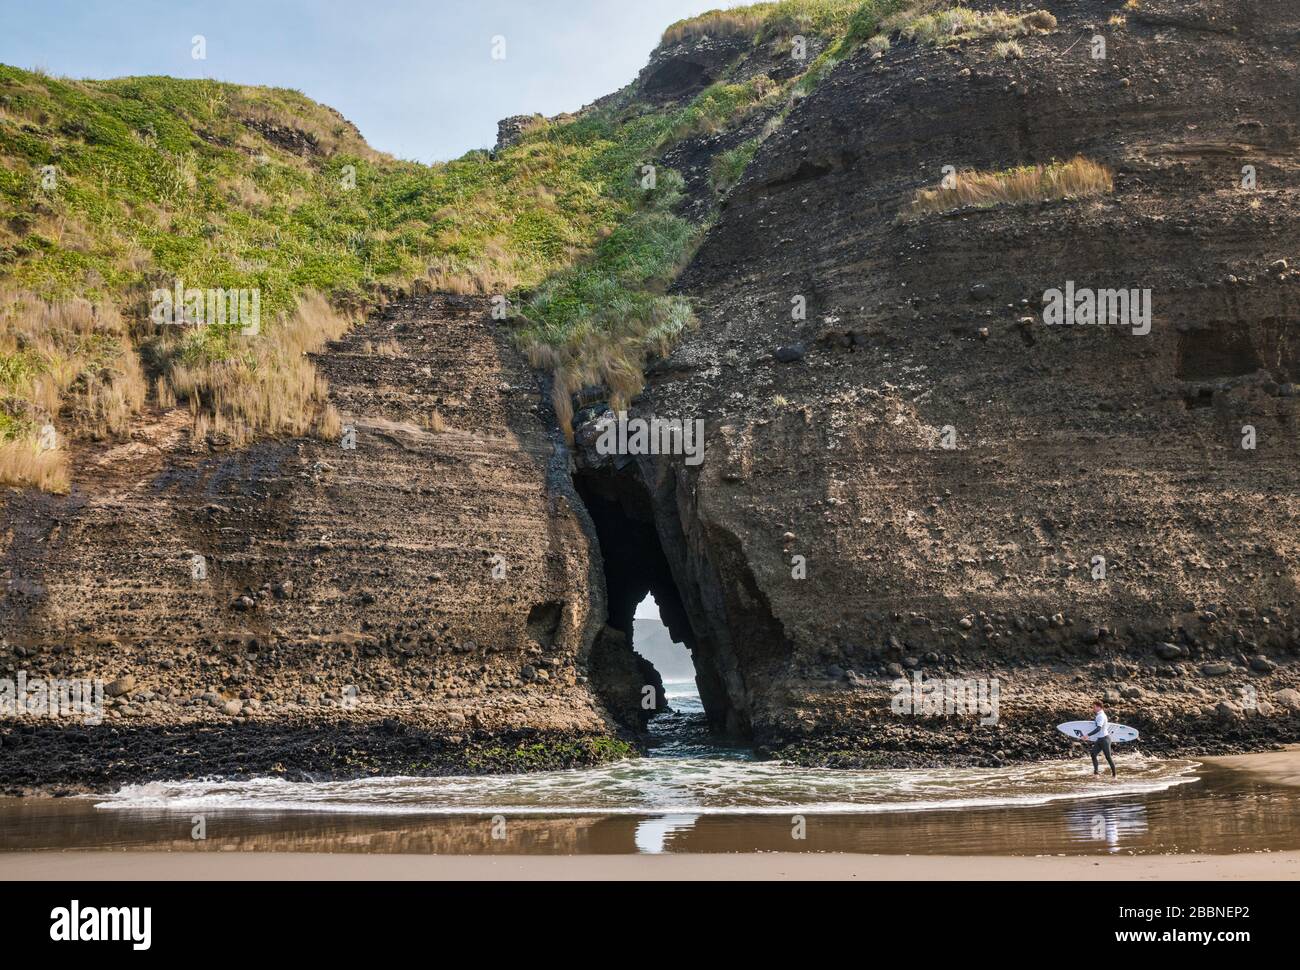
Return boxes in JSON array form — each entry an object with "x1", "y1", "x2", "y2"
[
  {"x1": 3, "y1": 683, "x2": 1298, "y2": 856},
  {"x1": 88, "y1": 686, "x2": 1200, "y2": 817}
]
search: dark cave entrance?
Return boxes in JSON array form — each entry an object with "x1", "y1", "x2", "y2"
[{"x1": 576, "y1": 465, "x2": 731, "y2": 737}]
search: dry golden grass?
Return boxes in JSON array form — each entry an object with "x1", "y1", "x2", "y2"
[
  {"x1": 422, "y1": 239, "x2": 522, "y2": 297},
  {"x1": 224, "y1": 175, "x2": 272, "y2": 209},
  {"x1": 119, "y1": 244, "x2": 153, "y2": 274},
  {"x1": 528, "y1": 330, "x2": 658, "y2": 444},
  {"x1": 29, "y1": 214, "x2": 97, "y2": 253},
  {"x1": 880, "y1": 4, "x2": 1056, "y2": 46},
  {"x1": 155, "y1": 376, "x2": 176, "y2": 409},
  {"x1": 423, "y1": 270, "x2": 481, "y2": 296},
  {"x1": 901, "y1": 156, "x2": 1113, "y2": 219},
  {"x1": 662, "y1": 9, "x2": 768, "y2": 45},
  {"x1": 75, "y1": 347, "x2": 146, "y2": 439},
  {"x1": 0, "y1": 439, "x2": 69, "y2": 493},
  {"x1": 363, "y1": 339, "x2": 402, "y2": 357},
  {"x1": 0, "y1": 291, "x2": 147, "y2": 489},
  {"x1": 421, "y1": 409, "x2": 447, "y2": 433},
  {"x1": 317, "y1": 403, "x2": 343, "y2": 441},
  {"x1": 162, "y1": 291, "x2": 353, "y2": 446},
  {"x1": 1, "y1": 288, "x2": 355, "y2": 486}
]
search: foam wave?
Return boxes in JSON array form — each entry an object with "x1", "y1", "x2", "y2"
[{"x1": 93, "y1": 756, "x2": 1202, "y2": 817}]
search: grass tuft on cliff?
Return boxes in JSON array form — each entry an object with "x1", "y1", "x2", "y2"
[
  {"x1": 883, "y1": 5, "x2": 1056, "y2": 45},
  {"x1": 663, "y1": 0, "x2": 873, "y2": 46},
  {"x1": 0, "y1": 290, "x2": 143, "y2": 489},
  {"x1": 158, "y1": 292, "x2": 353, "y2": 447},
  {"x1": 901, "y1": 156, "x2": 1114, "y2": 220}
]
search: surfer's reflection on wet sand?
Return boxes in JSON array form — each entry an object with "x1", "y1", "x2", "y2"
[
  {"x1": 1063, "y1": 802, "x2": 1149, "y2": 852},
  {"x1": 634, "y1": 814, "x2": 700, "y2": 854}
]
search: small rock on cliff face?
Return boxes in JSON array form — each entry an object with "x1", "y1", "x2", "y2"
[{"x1": 495, "y1": 114, "x2": 546, "y2": 152}]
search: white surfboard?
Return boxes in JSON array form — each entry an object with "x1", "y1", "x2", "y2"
[{"x1": 1057, "y1": 720, "x2": 1140, "y2": 744}]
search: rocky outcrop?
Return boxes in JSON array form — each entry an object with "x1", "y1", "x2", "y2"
[
  {"x1": 587, "y1": 625, "x2": 666, "y2": 730},
  {"x1": 632, "y1": 0, "x2": 1300, "y2": 753},
  {"x1": 495, "y1": 114, "x2": 546, "y2": 152},
  {"x1": 0, "y1": 295, "x2": 632, "y2": 784},
  {"x1": 637, "y1": 34, "x2": 752, "y2": 104}
]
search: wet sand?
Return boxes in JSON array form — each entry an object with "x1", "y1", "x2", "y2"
[
  {"x1": 1203, "y1": 744, "x2": 1300, "y2": 789},
  {"x1": 4, "y1": 748, "x2": 1300, "y2": 878},
  {"x1": 3, "y1": 850, "x2": 1298, "y2": 880}
]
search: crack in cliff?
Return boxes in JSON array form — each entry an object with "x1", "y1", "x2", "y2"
[{"x1": 573, "y1": 459, "x2": 742, "y2": 738}]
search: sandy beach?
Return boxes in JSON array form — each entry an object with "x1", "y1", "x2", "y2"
[
  {"x1": 1202, "y1": 744, "x2": 1300, "y2": 789},
  {"x1": 3, "y1": 850, "x2": 1298, "y2": 881}
]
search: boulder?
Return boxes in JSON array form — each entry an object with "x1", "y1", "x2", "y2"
[
  {"x1": 105, "y1": 675, "x2": 136, "y2": 698},
  {"x1": 1272, "y1": 688, "x2": 1300, "y2": 711}
]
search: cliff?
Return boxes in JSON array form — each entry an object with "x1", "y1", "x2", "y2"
[
  {"x1": 626, "y1": 0, "x2": 1300, "y2": 762},
  {"x1": 2, "y1": 0, "x2": 1298, "y2": 789}
]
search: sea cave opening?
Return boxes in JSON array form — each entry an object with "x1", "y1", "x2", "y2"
[
  {"x1": 633, "y1": 594, "x2": 695, "y2": 693},
  {"x1": 575, "y1": 465, "x2": 734, "y2": 738}
]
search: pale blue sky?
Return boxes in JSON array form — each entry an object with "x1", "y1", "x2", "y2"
[{"x1": 0, "y1": 0, "x2": 745, "y2": 162}]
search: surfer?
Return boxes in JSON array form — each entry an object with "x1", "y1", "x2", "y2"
[{"x1": 1082, "y1": 701, "x2": 1117, "y2": 778}]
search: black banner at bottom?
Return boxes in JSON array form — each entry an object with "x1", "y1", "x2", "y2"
[{"x1": 0, "y1": 878, "x2": 1280, "y2": 956}]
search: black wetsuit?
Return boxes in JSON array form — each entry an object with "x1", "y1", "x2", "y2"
[{"x1": 1087, "y1": 716, "x2": 1116, "y2": 777}]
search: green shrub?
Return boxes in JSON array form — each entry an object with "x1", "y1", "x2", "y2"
[{"x1": 712, "y1": 139, "x2": 762, "y2": 195}]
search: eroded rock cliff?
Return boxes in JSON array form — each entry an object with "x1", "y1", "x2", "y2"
[
  {"x1": 625, "y1": 0, "x2": 1300, "y2": 762},
  {"x1": 3, "y1": 0, "x2": 1298, "y2": 787},
  {"x1": 0, "y1": 296, "x2": 640, "y2": 789}
]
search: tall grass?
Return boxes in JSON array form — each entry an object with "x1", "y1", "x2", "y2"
[
  {"x1": 159, "y1": 292, "x2": 352, "y2": 446},
  {"x1": 879, "y1": 4, "x2": 1057, "y2": 46},
  {"x1": 662, "y1": 7, "x2": 770, "y2": 44},
  {"x1": 901, "y1": 156, "x2": 1113, "y2": 219},
  {"x1": 0, "y1": 291, "x2": 146, "y2": 490},
  {"x1": 0, "y1": 438, "x2": 69, "y2": 493},
  {"x1": 513, "y1": 171, "x2": 699, "y2": 440},
  {"x1": 662, "y1": 1, "x2": 872, "y2": 46}
]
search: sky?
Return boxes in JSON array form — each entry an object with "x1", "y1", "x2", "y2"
[{"x1": 0, "y1": 0, "x2": 748, "y2": 163}]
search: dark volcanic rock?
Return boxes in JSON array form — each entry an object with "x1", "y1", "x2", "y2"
[{"x1": 637, "y1": 0, "x2": 1300, "y2": 745}]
